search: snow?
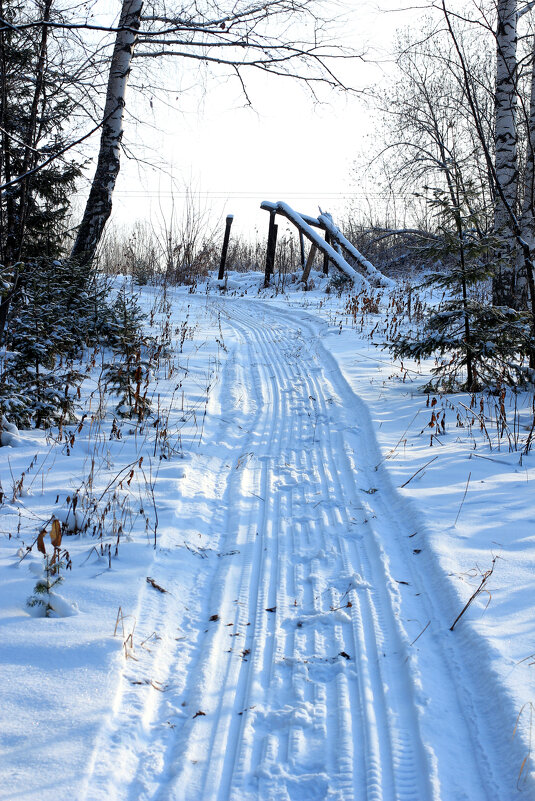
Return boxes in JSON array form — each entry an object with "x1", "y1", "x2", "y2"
[
  {"x1": 0, "y1": 270, "x2": 534, "y2": 800},
  {"x1": 1, "y1": 414, "x2": 22, "y2": 447}
]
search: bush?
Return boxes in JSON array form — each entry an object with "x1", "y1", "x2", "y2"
[{"x1": 0, "y1": 259, "x2": 144, "y2": 430}]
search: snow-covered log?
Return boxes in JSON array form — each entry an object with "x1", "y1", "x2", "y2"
[
  {"x1": 261, "y1": 201, "x2": 370, "y2": 290},
  {"x1": 318, "y1": 213, "x2": 395, "y2": 288}
]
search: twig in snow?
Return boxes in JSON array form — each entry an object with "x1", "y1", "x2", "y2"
[
  {"x1": 400, "y1": 455, "x2": 438, "y2": 488},
  {"x1": 147, "y1": 576, "x2": 167, "y2": 593},
  {"x1": 329, "y1": 600, "x2": 353, "y2": 612},
  {"x1": 516, "y1": 653, "x2": 535, "y2": 667},
  {"x1": 410, "y1": 620, "x2": 430, "y2": 646},
  {"x1": 469, "y1": 453, "x2": 513, "y2": 466},
  {"x1": 140, "y1": 632, "x2": 159, "y2": 649},
  {"x1": 454, "y1": 471, "x2": 471, "y2": 526},
  {"x1": 449, "y1": 556, "x2": 497, "y2": 631},
  {"x1": 513, "y1": 702, "x2": 534, "y2": 789},
  {"x1": 376, "y1": 410, "x2": 422, "y2": 469}
]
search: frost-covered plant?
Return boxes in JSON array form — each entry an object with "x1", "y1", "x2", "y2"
[
  {"x1": 103, "y1": 288, "x2": 154, "y2": 420},
  {"x1": 27, "y1": 555, "x2": 65, "y2": 618},
  {"x1": 391, "y1": 301, "x2": 530, "y2": 391},
  {"x1": 27, "y1": 520, "x2": 74, "y2": 617},
  {"x1": 328, "y1": 271, "x2": 351, "y2": 293},
  {"x1": 0, "y1": 259, "x2": 87, "y2": 427},
  {"x1": 0, "y1": 259, "x2": 139, "y2": 431}
]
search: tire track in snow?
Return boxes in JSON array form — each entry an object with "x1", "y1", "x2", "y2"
[
  {"x1": 213, "y1": 301, "x2": 436, "y2": 801},
  {"x1": 83, "y1": 295, "x2": 517, "y2": 801},
  {"x1": 249, "y1": 298, "x2": 516, "y2": 801}
]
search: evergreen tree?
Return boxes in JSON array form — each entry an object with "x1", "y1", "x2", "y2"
[
  {"x1": 0, "y1": 0, "x2": 82, "y2": 266},
  {"x1": 389, "y1": 186, "x2": 533, "y2": 390},
  {"x1": 0, "y1": 258, "x2": 122, "y2": 429},
  {"x1": 27, "y1": 548, "x2": 69, "y2": 618},
  {"x1": 103, "y1": 288, "x2": 154, "y2": 421}
]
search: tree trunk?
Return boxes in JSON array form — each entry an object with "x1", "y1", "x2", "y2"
[
  {"x1": 15, "y1": 0, "x2": 53, "y2": 263},
  {"x1": 71, "y1": 0, "x2": 143, "y2": 268},
  {"x1": 493, "y1": 0, "x2": 519, "y2": 306},
  {"x1": 517, "y1": 43, "x2": 535, "y2": 307},
  {"x1": 0, "y1": 0, "x2": 15, "y2": 266}
]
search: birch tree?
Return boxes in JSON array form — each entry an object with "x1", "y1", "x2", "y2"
[
  {"x1": 493, "y1": 0, "x2": 519, "y2": 307},
  {"x1": 516, "y1": 26, "x2": 535, "y2": 305},
  {"x1": 70, "y1": 0, "x2": 143, "y2": 267},
  {"x1": 441, "y1": 0, "x2": 535, "y2": 369}
]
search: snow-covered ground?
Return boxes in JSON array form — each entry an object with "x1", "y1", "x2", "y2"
[{"x1": 1, "y1": 270, "x2": 534, "y2": 801}]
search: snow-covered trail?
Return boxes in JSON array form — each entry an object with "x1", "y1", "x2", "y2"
[{"x1": 82, "y1": 298, "x2": 516, "y2": 801}]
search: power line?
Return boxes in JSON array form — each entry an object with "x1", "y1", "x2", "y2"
[{"x1": 102, "y1": 191, "x2": 415, "y2": 199}]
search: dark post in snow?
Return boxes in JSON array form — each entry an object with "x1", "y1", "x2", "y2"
[
  {"x1": 299, "y1": 231, "x2": 306, "y2": 269},
  {"x1": 218, "y1": 214, "x2": 234, "y2": 280},
  {"x1": 323, "y1": 230, "x2": 331, "y2": 274},
  {"x1": 302, "y1": 244, "x2": 318, "y2": 285},
  {"x1": 265, "y1": 211, "x2": 278, "y2": 286},
  {"x1": 270, "y1": 223, "x2": 278, "y2": 276}
]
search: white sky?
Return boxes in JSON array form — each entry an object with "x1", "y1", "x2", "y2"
[{"x1": 93, "y1": 1, "x2": 425, "y2": 242}]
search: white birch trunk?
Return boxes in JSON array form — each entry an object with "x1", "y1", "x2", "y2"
[
  {"x1": 493, "y1": 0, "x2": 519, "y2": 305},
  {"x1": 517, "y1": 43, "x2": 535, "y2": 305},
  {"x1": 71, "y1": 0, "x2": 143, "y2": 266}
]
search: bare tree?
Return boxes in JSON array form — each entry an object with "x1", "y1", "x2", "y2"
[
  {"x1": 372, "y1": 1, "x2": 535, "y2": 309},
  {"x1": 70, "y1": 0, "x2": 354, "y2": 267},
  {"x1": 367, "y1": 19, "x2": 494, "y2": 233}
]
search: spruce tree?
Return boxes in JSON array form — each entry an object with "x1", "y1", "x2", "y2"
[
  {"x1": 0, "y1": 2, "x2": 127, "y2": 431},
  {"x1": 0, "y1": 0, "x2": 82, "y2": 265},
  {"x1": 103, "y1": 288, "x2": 154, "y2": 421},
  {"x1": 389, "y1": 186, "x2": 533, "y2": 390}
]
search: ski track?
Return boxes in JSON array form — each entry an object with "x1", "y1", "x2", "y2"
[{"x1": 82, "y1": 296, "x2": 517, "y2": 801}]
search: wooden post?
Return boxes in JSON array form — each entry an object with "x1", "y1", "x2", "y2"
[
  {"x1": 270, "y1": 224, "x2": 278, "y2": 276},
  {"x1": 299, "y1": 231, "x2": 306, "y2": 269},
  {"x1": 301, "y1": 244, "x2": 317, "y2": 284},
  {"x1": 323, "y1": 230, "x2": 330, "y2": 274},
  {"x1": 265, "y1": 211, "x2": 278, "y2": 285},
  {"x1": 217, "y1": 214, "x2": 234, "y2": 280}
]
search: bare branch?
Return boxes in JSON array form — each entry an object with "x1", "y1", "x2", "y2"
[{"x1": 0, "y1": 118, "x2": 107, "y2": 194}]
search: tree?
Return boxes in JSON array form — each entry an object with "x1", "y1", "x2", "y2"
[
  {"x1": 441, "y1": 0, "x2": 535, "y2": 368},
  {"x1": 368, "y1": 18, "x2": 494, "y2": 238},
  {"x1": 517, "y1": 30, "x2": 535, "y2": 304},
  {"x1": 70, "y1": 0, "x2": 143, "y2": 267},
  {"x1": 493, "y1": 0, "x2": 520, "y2": 306},
  {"x1": 0, "y1": 0, "x2": 95, "y2": 343},
  {"x1": 70, "y1": 0, "x2": 353, "y2": 266},
  {"x1": 440, "y1": 0, "x2": 535, "y2": 310},
  {"x1": 372, "y1": 4, "x2": 535, "y2": 383},
  {"x1": 389, "y1": 184, "x2": 530, "y2": 390},
  {"x1": 0, "y1": 0, "x2": 83, "y2": 265}
]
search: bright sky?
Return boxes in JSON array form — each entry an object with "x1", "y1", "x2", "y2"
[{"x1": 98, "y1": 1, "x2": 424, "y2": 242}]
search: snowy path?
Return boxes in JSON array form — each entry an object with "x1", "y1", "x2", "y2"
[{"x1": 82, "y1": 298, "x2": 515, "y2": 801}]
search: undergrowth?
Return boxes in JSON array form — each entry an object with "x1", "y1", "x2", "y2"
[{"x1": 0, "y1": 280, "x2": 221, "y2": 620}]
